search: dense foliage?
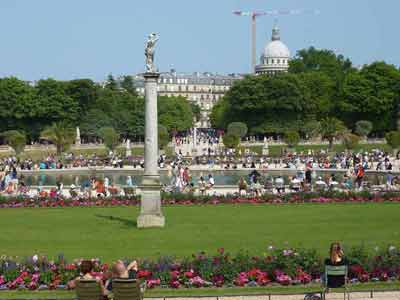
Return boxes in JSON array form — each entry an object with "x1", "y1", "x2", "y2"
[
  {"x1": 211, "y1": 47, "x2": 400, "y2": 137},
  {"x1": 0, "y1": 75, "x2": 194, "y2": 142},
  {"x1": 0, "y1": 245, "x2": 399, "y2": 290}
]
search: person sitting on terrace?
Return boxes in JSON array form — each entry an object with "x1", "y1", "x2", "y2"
[
  {"x1": 342, "y1": 175, "x2": 353, "y2": 190},
  {"x1": 238, "y1": 177, "x2": 248, "y2": 196},
  {"x1": 198, "y1": 176, "x2": 206, "y2": 195},
  {"x1": 315, "y1": 176, "x2": 327, "y2": 191},
  {"x1": 290, "y1": 176, "x2": 301, "y2": 192},
  {"x1": 275, "y1": 176, "x2": 285, "y2": 194},
  {"x1": 328, "y1": 174, "x2": 339, "y2": 190}
]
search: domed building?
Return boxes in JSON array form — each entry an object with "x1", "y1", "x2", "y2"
[{"x1": 255, "y1": 24, "x2": 290, "y2": 75}]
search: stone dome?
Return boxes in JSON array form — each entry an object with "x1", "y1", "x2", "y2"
[
  {"x1": 264, "y1": 40, "x2": 290, "y2": 59},
  {"x1": 255, "y1": 24, "x2": 290, "y2": 75}
]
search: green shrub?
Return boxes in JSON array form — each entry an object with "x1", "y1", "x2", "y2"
[
  {"x1": 283, "y1": 131, "x2": 300, "y2": 148},
  {"x1": 343, "y1": 133, "x2": 361, "y2": 150},
  {"x1": 385, "y1": 131, "x2": 400, "y2": 149},
  {"x1": 99, "y1": 127, "x2": 119, "y2": 151},
  {"x1": 227, "y1": 122, "x2": 248, "y2": 138},
  {"x1": 223, "y1": 133, "x2": 240, "y2": 149}
]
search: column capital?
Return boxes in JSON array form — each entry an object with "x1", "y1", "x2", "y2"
[{"x1": 144, "y1": 72, "x2": 160, "y2": 79}]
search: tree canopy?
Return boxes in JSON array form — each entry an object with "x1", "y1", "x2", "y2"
[
  {"x1": 212, "y1": 48, "x2": 400, "y2": 137},
  {"x1": 0, "y1": 75, "x2": 196, "y2": 143}
]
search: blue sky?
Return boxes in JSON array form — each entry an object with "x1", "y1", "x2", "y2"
[{"x1": 0, "y1": 0, "x2": 398, "y2": 81}]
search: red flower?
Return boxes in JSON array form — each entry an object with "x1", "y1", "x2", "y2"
[{"x1": 137, "y1": 270, "x2": 152, "y2": 279}]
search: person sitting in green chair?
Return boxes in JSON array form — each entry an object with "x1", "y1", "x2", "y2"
[{"x1": 324, "y1": 242, "x2": 348, "y2": 288}]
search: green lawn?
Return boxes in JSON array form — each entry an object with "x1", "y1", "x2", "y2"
[
  {"x1": 0, "y1": 203, "x2": 399, "y2": 261},
  {"x1": 247, "y1": 143, "x2": 391, "y2": 157}
]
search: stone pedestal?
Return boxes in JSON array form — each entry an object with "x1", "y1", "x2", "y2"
[
  {"x1": 137, "y1": 72, "x2": 165, "y2": 228},
  {"x1": 262, "y1": 143, "x2": 269, "y2": 156}
]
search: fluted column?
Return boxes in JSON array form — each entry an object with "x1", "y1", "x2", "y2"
[{"x1": 137, "y1": 72, "x2": 165, "y2": 228}]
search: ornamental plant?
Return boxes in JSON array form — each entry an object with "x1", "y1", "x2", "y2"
[{"x1": 0, "y1": 246, "x2": 399, "y2": 291}]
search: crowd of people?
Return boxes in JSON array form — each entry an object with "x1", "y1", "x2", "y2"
[{"x1": 1, "y1": 145, "x2": 399, "y2": 198}]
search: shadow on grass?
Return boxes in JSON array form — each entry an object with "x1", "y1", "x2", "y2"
[{"x1": 95, "y1": 214, "x2": 137, "y2": 228}]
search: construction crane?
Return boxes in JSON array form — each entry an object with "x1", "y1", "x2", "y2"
[{"x1": 233, "y1": 9, "x2": 319, "y2": 73}]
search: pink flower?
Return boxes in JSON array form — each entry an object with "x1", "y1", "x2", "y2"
[
  {"x1": 146, "y1": 278, "x2": 160, "y2": 289},
  {"x1": 169, "y1": 280, "x2": 180, "y2": 288},
  {"x1": 234, "y1": 272, "x2": 249, "y2": 286},
  {"x1": 184, "y1": 270, "x2": 195, "y2": 278},
  {"x1": 190, "y1": 276, "x2": 205, "y2": 288},
  {"x1": 170, "y1": 270, "x2": 180, "y2": 279},
  {"x1": 275, "y1": 270, "x2": 292, "y2": 286}
]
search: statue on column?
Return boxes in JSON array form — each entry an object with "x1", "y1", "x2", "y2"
[
  {"x1": 75, "y1": 127, "x2": 81, "y2": 145},
  {"x1": 145, "y1": 33, "x2": 159, "y2": 73}
]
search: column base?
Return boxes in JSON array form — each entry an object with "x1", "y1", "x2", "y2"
[
  {"x1": 137, "y1": 214, "x2": 165, "y2": 228},
  {"x1": 137, "y1": 179, "x2": 165, "y2": 228}
]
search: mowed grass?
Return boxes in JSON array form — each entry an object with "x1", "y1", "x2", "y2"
[{"x1": 0, "y1": 203, "x2": 399, "y2": 261}]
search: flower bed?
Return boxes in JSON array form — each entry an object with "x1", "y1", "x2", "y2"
[
  {"x1": 0, "y1": 245, "x2": 399, "y2": 291},
  {"x1": 1, "y1": 191, "x2": 400, "y2": 209}
]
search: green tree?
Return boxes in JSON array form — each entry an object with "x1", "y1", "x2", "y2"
[
  {"x1": 284, "y1": 130, "x2": 300, "y2": 148},
  {"x1": 223, "y1": 133, "x2": 240, "y2": 149},
  {"x1": 302, "y1": 120, "x2": 321, "y2": 140},
  {"x1": 289, "y1": 47, "x2": 353, "y2": 81},
  {"x1": 119, "y1": 75, "x2": 138, "y2": 96},
  {"x1": 0, "y1": 77, "x2": 36, "y2": 137},
  {"x1": 63, "y1": 79, "x2": 98, "y2": 117},
  {"x1": 385, "y1": 131, "x2": 400, "y2": 150},
  {"x1": 158, "y1": 125, "x2": 169, "y2": 150},
  {"x1": 190, "y1": 102, "x2": 201, "y2": 123},
  {"x1": 2, "y1": 130, "x2": 26, "y2": 156},
  {"x1": 80, "y1": 109, "x2": 113, "y2": 139},
  {"x1": 158, "y1": 96, "x2": 193, "y2": 132},
  {"x1": 216, "y1": 74, "x2": 307, "y2": 134},
  {"x1": 105, "y1": 74, "x2": 118, "y2": 91},
  {"x1": 318, "y1": 117, "x2": 347, "y2": 149},
  {"x1": 99, "y1": 127, "x2": 120, "y2": 151},
  {"x1": 341, "y1": 62, "x2": 400, "y2": 133},
  {"x1": 355, "y1": 120, "x2": 373, "y2": 138},
  {"x1": 342, "y1": 133, "x2": 360, "y2": 150},
  {"x1": 40, "y1": 121, "x2": 76, "y2": 156},
  {"x1": 35, "y1": 79, "x2": 79, "y2": 125},
  {"x1": 227, "y1": 122, "x2": 248, "y2": 138}
]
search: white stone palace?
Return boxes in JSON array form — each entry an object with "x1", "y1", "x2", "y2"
[
  {"x1": 134, "y1": 71, "x2": 242, "y2": 128},
  {"x1": 255, "y1": 24, "x2": 290, "y2": 75}
]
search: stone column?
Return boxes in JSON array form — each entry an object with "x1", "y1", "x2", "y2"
[{"x1": 137, "y1": 72, "x2": 165, "y2": 228}]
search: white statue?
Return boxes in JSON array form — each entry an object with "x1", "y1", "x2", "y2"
[
  {"x1": 126, "y1": 139, "x2": 132, "y2": 157},
  {"x1": 75, "y1": 127, "x2": 81, "y2": 145},
  {"x1": 145, "y1": 33, "x2": 159, "y2": 73}
]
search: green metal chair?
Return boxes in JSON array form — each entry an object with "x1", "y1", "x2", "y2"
[
  {"x1": 323, "y1": 265, "x2": 349, "y2": 300},
  {"x1": 75, "y1": 279, "x2": 104, "y2": 300},
  {"x1": 112, "y1": 279, "x2": 143, "y2": 300}
]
